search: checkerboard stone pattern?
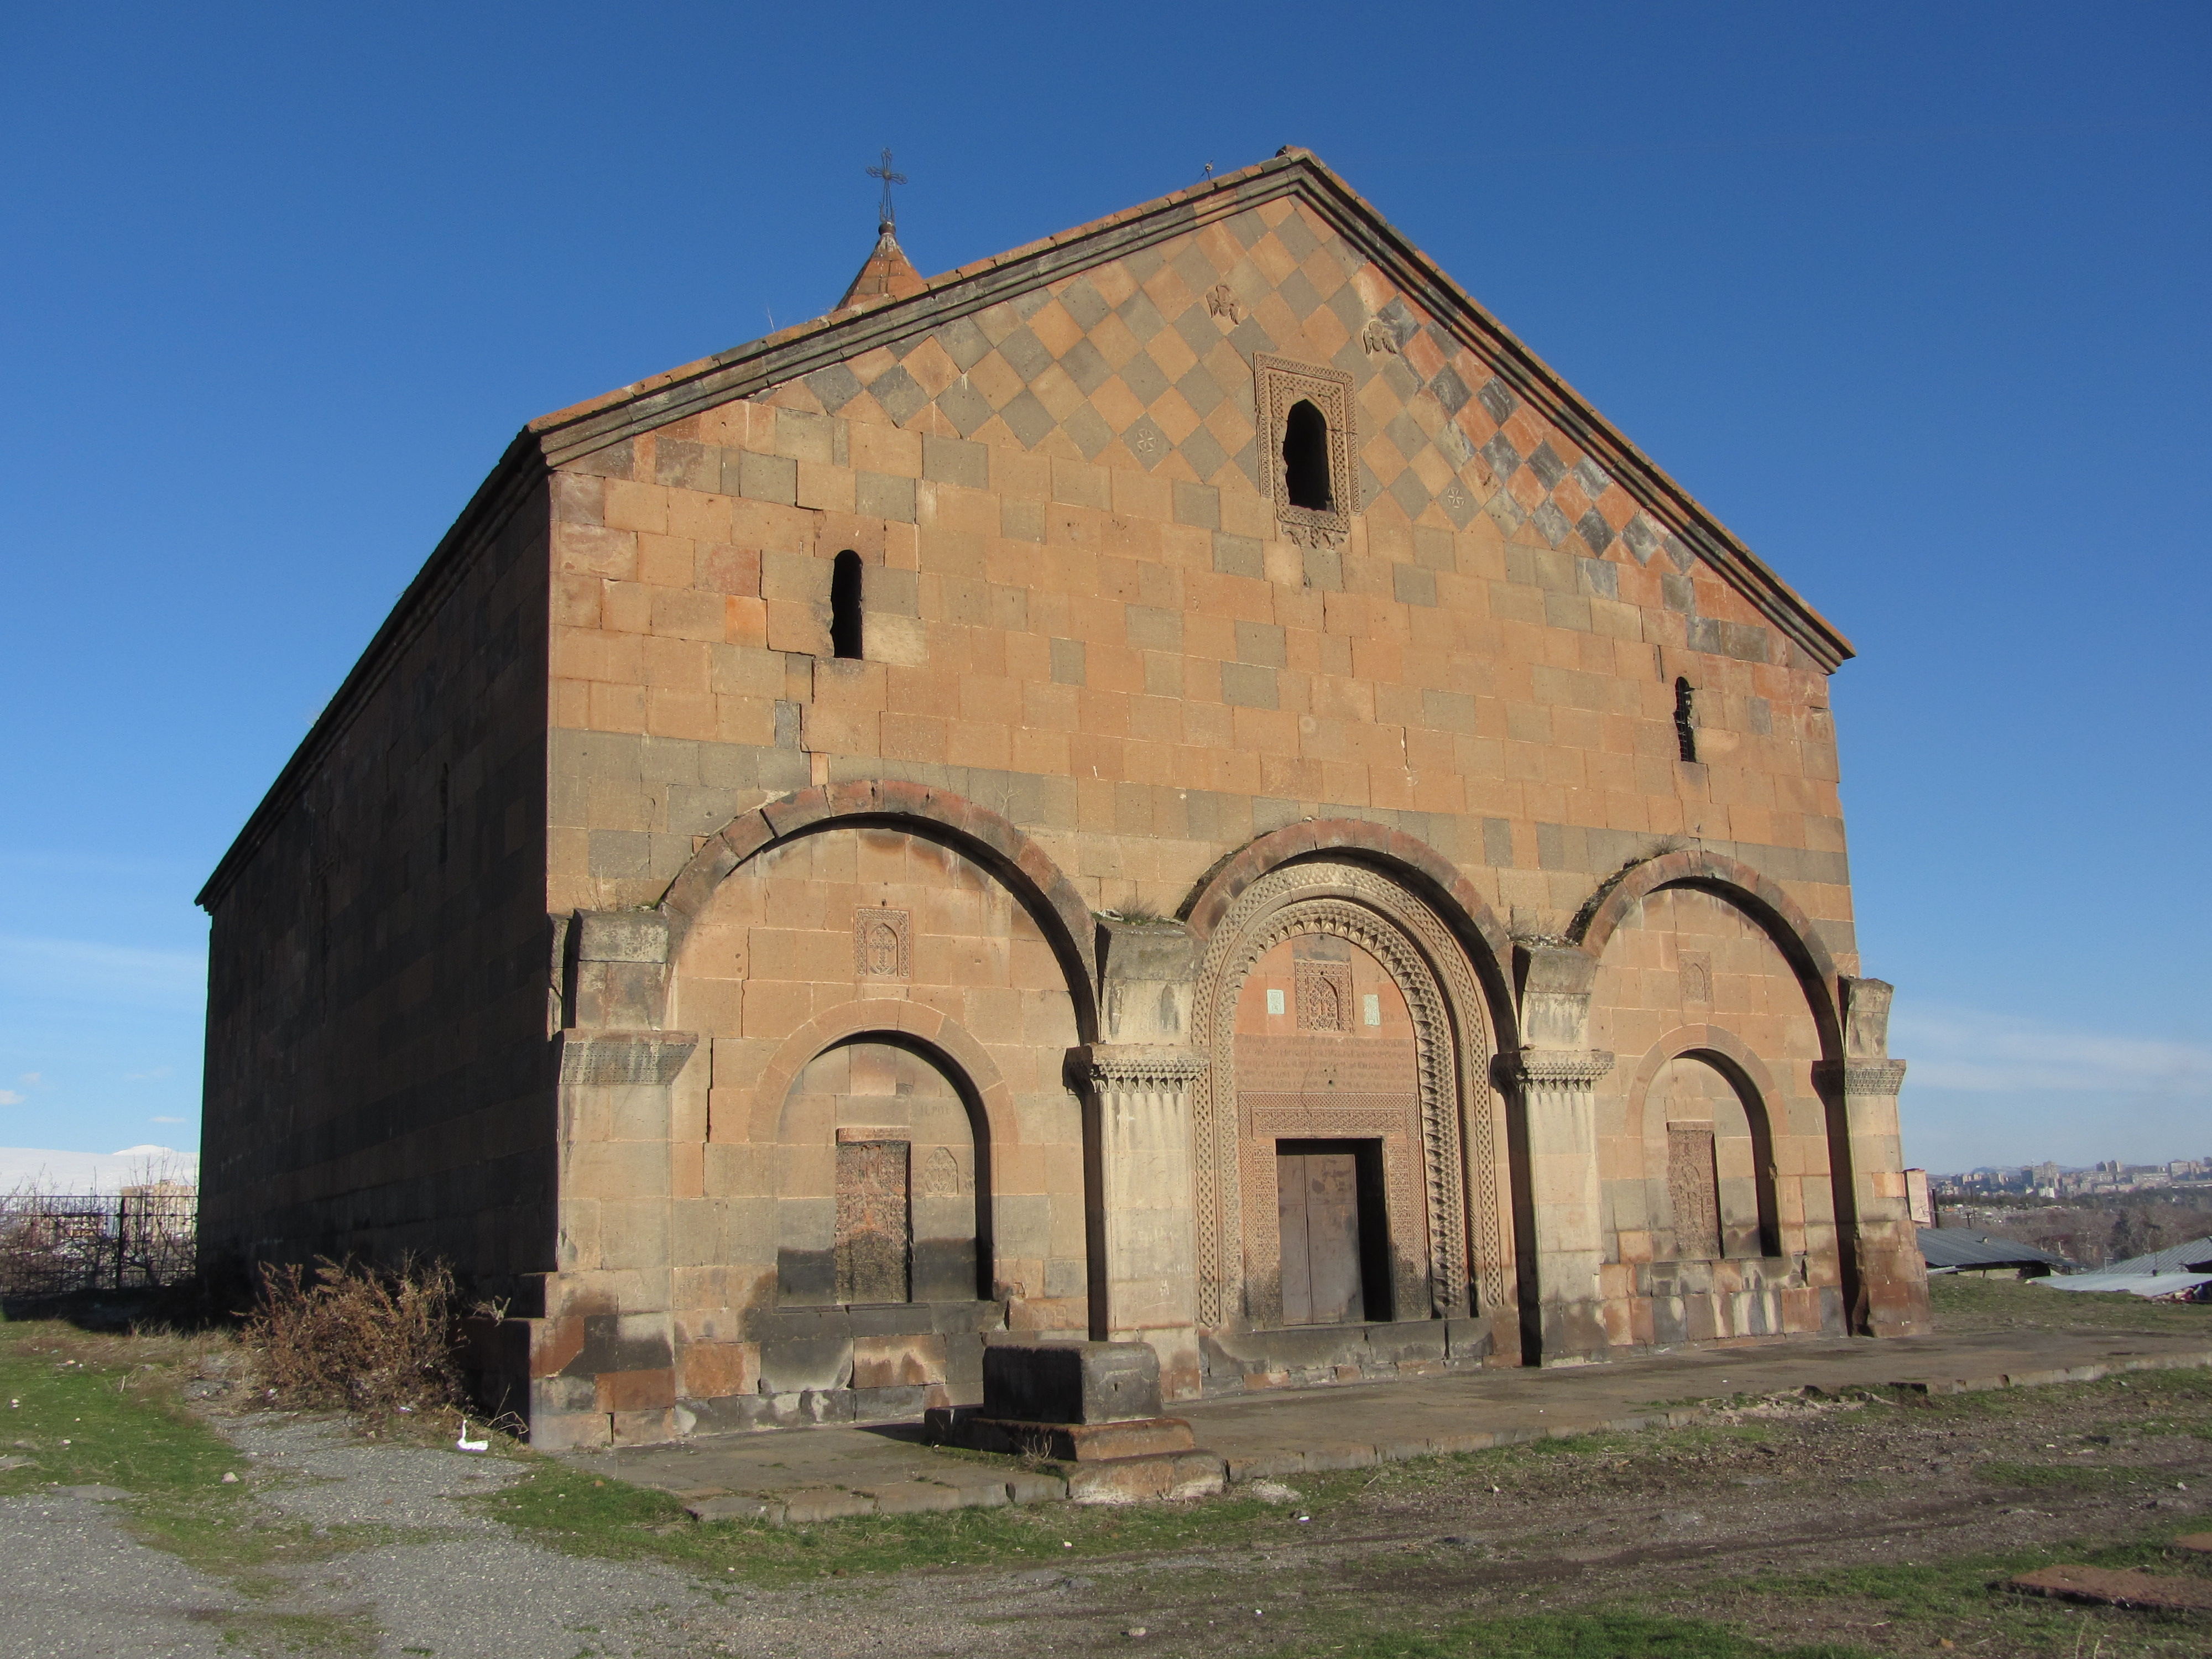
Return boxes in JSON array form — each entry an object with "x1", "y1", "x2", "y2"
[{"x1": 781, "y1": 199, "x2": 1695, "y2": 575}]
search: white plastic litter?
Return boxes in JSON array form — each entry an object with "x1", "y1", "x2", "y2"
[{"x1": 456, "y1": 1418, "x2": 490, "y2": 1453}]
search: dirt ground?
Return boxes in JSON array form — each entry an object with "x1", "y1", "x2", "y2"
[{"x1": 4, "y1": 1279, "x2": 2209, "y2": 1658}]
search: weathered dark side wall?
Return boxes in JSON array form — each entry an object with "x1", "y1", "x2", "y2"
[{"x1": 197, "y1": 482, "x2": 554, "y2": 1300}]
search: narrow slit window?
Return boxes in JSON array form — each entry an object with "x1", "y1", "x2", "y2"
[
  {"x1": 830, "y1": 550, "x2": 864, "y2": 660},
  {"x1": 1674, "y1": 676, "x2": 1697, "y2": 763},
  {"x1": 1282, "y1": 400, "x2": 1332, "y2": 511}
]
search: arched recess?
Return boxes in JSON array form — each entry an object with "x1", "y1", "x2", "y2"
[
  {"x1": 742, "y1": 999, "x2": 1024, "y2": 1302},
  {"x1": 1185, "y1": 855, "x2": 1510, "y2": 1338},
  {"x1": 1623, "y1": 1025, "x2": 1785, "y2": 1261},
  {"x1": 659, "y1": 781, "x2": 1099, "y2": 1037},
  {"x1": 1185, "y1": 820, "x2": 1517, "y2": 1044},
  {"x1": 1572, "y1": 848, "x2": 1841, "y2": 1052}
]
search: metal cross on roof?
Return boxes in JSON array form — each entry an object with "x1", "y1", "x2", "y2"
[{"x1": 866, "y1": 148, "x2": 907, "y2": 234}]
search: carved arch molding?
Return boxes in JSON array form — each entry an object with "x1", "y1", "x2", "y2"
[{"x1": 1189, "y1": 859, "x2": 1507, "y2": 1328}]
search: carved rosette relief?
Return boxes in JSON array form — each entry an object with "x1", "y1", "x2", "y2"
[{"x1": 1188, "y1": 859, "x2": 1506, "y2": 1329}]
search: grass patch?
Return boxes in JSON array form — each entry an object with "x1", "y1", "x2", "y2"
[
  {"x1": 0, "y1": 1316, "x2": 407, "y2": 1652},
  {"x1": 470, "y1": 1457, "x2": 1342, "y2": 1585},
  {"x1": 0, "y1": 1318, "x2": 245, "y2": 1498},
  {"x1": 1730, "y1": 1529, "x2": 2212, "y2": 1655},
  {"x1": 1929, "y1": 1275, "x2": 2212, "y2": 1336},
  {"x1": 1298, "y1": 1610, "x2": 1867, "y2": 1657}
]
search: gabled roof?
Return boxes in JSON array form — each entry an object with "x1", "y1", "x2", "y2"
[
  {"x1": 200, "y1": 149, "x2": 1852, "y2": 910},
  {"x1": 530, "y1": 147, "x2": 1853, "y2": 671}
]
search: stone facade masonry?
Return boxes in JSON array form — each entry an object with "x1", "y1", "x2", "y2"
[{"x1": 199, "y1": 151, "x2": 1926, "y2": 1454}]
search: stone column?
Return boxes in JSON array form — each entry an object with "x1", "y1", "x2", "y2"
[
  {"x1": 1816, "y1": 977, "x2": 1931, "y2": 1337},
  {"x1": 1072, "y1": 1044, "x2": 1209, "y2": 1402},
  {"x1": 1510, "y1": 945, "x2": 1614, "y2": 1363},
  {"x1": 1509, "y1": 1048, "x2": 1616, "y2": 1363}
]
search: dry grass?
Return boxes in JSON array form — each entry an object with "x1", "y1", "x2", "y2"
[{"x1": 241, "y1": 1255, "x2": 466, "y2": 1419}]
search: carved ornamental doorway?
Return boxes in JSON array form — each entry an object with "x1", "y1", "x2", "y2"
[{"x1": 1189, "y1": 859, "x2": 1511, "y2": 1334}]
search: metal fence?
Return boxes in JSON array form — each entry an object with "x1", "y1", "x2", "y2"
[{"x1": 0, "y1": 1186, "x2": 199, "y2": 1298}]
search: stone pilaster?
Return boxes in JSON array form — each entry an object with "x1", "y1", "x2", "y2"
[
  {"x1": 1817, "y1": 977, "x2": 1931, "y2": 1335},
  {"x1": 1508, "y1": 1047, "x2": 1616, "y2": 1363},
  {"x1": 1071, "y1": 1044, "x2": 1209, "y2": 1402}
]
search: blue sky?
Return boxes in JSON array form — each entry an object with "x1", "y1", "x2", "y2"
[{"x1": 1, "y1": 3, "x2": 2205, "y2": 1171}]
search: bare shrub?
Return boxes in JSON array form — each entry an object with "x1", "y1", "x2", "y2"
[{"x1": 243, "y1": 1255, "x2": 466, "y2": 1417}]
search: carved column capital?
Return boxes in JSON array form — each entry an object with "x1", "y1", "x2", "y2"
[
  {"x1": 1506, "y1": 1048, "x2": 1616, "y2": 1088},
  {"x1": 1815, "y1": 1057, "x2": 1909, "y2": 1098},
  {"x1": 1070, "y1": 1044, "x2": 1209, "y2": 1092}
]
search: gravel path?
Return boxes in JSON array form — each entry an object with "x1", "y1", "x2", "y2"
[{"x1": 0, "y1": 1484, "x2": 242, "y2": 1659}]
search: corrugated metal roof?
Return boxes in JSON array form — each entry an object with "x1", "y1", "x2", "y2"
[
  {"x1": 2034, "y1": 1271, "x2": 2212, "y2": 1300},
  {"x1": 1918, "y1": 1228, "x2": 2074, "y2": 1271},
  {"x1": 2103, "y1": 1235, "x2": 2212, "y2": 1277}
]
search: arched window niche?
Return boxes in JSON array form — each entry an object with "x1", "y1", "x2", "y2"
[
  {"x1": 1282, "y1": 400, "x2": 1333, "y2": 511},
  {"x1": 773, "y1": 1036, "x2": 990, "y2": 1306},
  {"x1": 1647, "y1": 1051, "x2": 1780, "y2": 1261}
]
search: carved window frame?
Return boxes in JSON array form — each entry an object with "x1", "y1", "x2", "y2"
[{"x1": 1256, "y1": 353, "x2": 1358, "y2": 547}]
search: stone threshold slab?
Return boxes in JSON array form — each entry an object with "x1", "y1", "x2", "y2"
[{"x1": 565, "y1": 1328, "x2": 2212, "y2": 1527}]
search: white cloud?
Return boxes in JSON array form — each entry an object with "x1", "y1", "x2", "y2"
[
  {"x1": 150, "y1": 1115, "x2": 186, "y2": 1124},
  {"x1": 0, "y1": 1090, "x2": 22, "y2": 1107},
  {"x1": 18, "y1": 1073, "x2": 39, "y2": 1086},
  {"x1": 1892, "y1": 1006, "x2": 2211, "y2": 1098}
]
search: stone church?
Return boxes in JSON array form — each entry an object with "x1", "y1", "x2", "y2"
[{"x1": 196, "y1": 149, "x2": 1928, "y2": 1452}]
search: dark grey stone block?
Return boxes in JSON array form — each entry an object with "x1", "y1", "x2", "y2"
[
  {"x1": 1119, "y1": 348, "x2": 1170, "y2": 407},
  {"x1": 1060, "y1": 276, "x2": 1110, "y2": 331},
  {"x1": 1428, "y1": 366, "x2": 1471, "y2": 416},
  {"x1": 1056, "y1": 338, "x2": 1110, "y2": 396},
  {"x1": 806, "y1": 364, "x2": 864, "y2": 415},
  {"x1": 1050, "y1": 638, "x2": 1086, "y2": 686},
  {"x1": 1063, "y1": 404, "x2": 1114, "y2": 460},
  {"x1": 1393, "y1": 564, "x2": 1438, "y2": 607},
  {"x1": 936, "y1": 379, "x2": 993, "y2": 439},
  {"x1": 1388, "y1": 469, "x2": 1432, "y2": 520},
  {"x1": 1621, "y1": 514, "x2": 1662, "y2": 565},
  {"x1": 935, "y1": 316, "x2": 992, "y2": 371},
  {"x1": 1116, "y1": 288, "x2": 1166, "y2": 342},
  {"x1": 997, "y1": 324, "x2": 1053, "y2": 382},
  {"x1": 1576, "y1": 510, "x2": 1614, "y2": 556},
  {"x1": 1530, "y1": 500, "x2": 1573, "y2": 548},
  {"x1": 999, "y1": 390, "x2": 1054, "y2": 450},
  {"x1": 1477, "y1": 377, "x2": 1519, "y2": 424},
  {"x1": 1526, "y1": 441, "x2": 1568, "y2": 489},
  {"x1": 1178, "y1": 425, "x2": 1229, "y2": 483},
  {"x1": 1277, "y1": 268, "x2": 1321, "y2": 321},
  {"x1": 866, "y1": 364, "x2": 927, "y2": 425},
  {"x1": 1386, "y1": 411, "x2": 1427, "y2": 461},
  {"x1": 1213, "y1": 530, "x2": 1263, "y2": 579},
  {"x1": 1219, "y1": 661, "x2": 1278, "y2": 709},
  {"x1": 983, "y1": 1340, "x2": 1161, "y2": 1424},
  {"x1": 1483, "y1": 816, "x2": 1515, "y2": 869}
]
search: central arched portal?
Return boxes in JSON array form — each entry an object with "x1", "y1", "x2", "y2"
[{"x1": 1189, "y1": 859, "x2": 1512, "y2": 1344}]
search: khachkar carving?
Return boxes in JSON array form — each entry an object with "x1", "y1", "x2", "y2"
[
  {"x1": 854, "y1": 907, "x2": 911, "y2": 979},
  {"x1": 1189, "y1": 860, "x2": 1504, "y2": 1328}
]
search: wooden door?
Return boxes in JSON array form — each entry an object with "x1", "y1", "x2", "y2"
[{"x1": 1277, "y1": 1148, "x2": 1365, "y2": 1326}]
